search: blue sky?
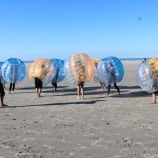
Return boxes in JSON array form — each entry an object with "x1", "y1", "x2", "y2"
[{"x1": 0, "y1": 0, "x2": 158, "y2": 61}]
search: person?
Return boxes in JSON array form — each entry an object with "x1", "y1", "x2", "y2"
[
  {"x1": 75, "y1": 61, "x2": 85, "y2": 99},
  {"x1": 151, "y1": 77, "x2": 158, "y2": 103},
  {"x1": 51, "y1": 67, "x2": 59, "y2": 91},
  {"x1": 77, "y1": 81, "x2": 84, "y2": 99},
  {"x1": 9, "y1": 83, "x2": 15, "y2": 94},
  {"x1": 9, "y1": 65, "x2": 17, "y2": 94},
  {"x1": 34, "y1": 77, "x2": 43, "y2": 97},
  {"x1": 0, "y1": 80, "x2": 7, "y2": 108},
  {"x1": 0, "y1": 68, "x2": 5, "y2": 88},
  {"x1": 100, "y1": 82, "x2": 106, "y2": 90},
  {"x1": 94, "y1": 62, "x2": 106, "y2": 90},
  {"x1": 106, "y1": 62, "x2": 120, "y2": 95},
  {"x1": 152, "y1": 91, "x2": 157, "y2": 104}
]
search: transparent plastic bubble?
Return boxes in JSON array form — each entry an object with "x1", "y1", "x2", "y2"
[
  {"x1": 93, "y1": 58, "x2": 101, "y2": 82},
  {"x1": 50, "y1": 58, "x2": 65, "y2": 83},
  {"x1": 0, "y1": 62, "x2": 7, "y2": 84},
  {"x1": 64, "y1": 53, "x2": 94, "y2": 84},
  {"x1": 136, "y1": 58, "x2": 158, "y2": 93},
  {"x1": 148, "y1": 58, "x2": 158, "y2": 78},
  {"x1": 96, "y1": 56, "x2": 124, "y2": 84},
  {"x1": 1, "y1": 58, "x2": 26, "y2": 83},
  {"x1": 29, "y1": 58, "x2": 56, "y2": 86}
]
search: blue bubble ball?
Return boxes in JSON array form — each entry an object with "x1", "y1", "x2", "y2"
[
  {"x1": 50, "y1": 58, "x2": 65, "y2": 83},
  {"x1": 0, "y1": 62, "x2": 7, "y2": 84},
  {"x1": 1, "y1": 58, "x2": 26, "y2": 83},
  {"x1": 96, "y1": 56, "x2": 124, "y2": 84}
]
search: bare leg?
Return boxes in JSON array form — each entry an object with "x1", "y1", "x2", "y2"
[
  {"x1": 36, "y1": 88, "x2": 38, "y2": 96},
  {"x1": 38, "y1": 88, "x2": 42, "y2": 97},
  {"x1": 0, "y1": 96, "x2": 3, "y2": 107},
  {"x1": 77, "y1": 86, "x2": 81, "y2": 99},
  {"x1": 0, "y1": 96, "x2": 7, "y2": 107},
  {"x1": 103, "y1": 83, "x2": 106, "y2": 90},
  {"x1": 152, "y1": 92, "x2": 156, "y2": 103},
  {"x1": 100, "y1": 82, "x2": 104, "y2": 90},
  {"x1": 38, "y1": 88, "x2": 42, "y2": 96},
  {"x1": 81, "y1": 87, "x2": 84, "y2": 98}
]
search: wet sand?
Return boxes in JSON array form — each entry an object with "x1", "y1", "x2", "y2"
[{"x1": 1, "y1": 61, "x2": 158, "y2": 158}]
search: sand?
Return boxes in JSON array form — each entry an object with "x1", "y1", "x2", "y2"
[{"x1": 1, "y1": 61, "x2": 158, "y2": 158}]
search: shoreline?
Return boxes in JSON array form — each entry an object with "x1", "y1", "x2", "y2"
[{"x1": 0, "y1": 57, "x2": 151, "y2": 63}]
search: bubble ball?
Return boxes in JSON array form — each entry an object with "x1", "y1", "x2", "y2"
[
  {"x1": 148, "y1": 58, "x2": 158, "y2": 78},
  {"x1": 0, "y1": 62, "x2": 3, "y2": 80},
  {"x1": 96, "y1": 56, "x2": 124, "y2": 84},
  {"x1": 136, "y1": 58, "x2": 158, "y2": 93},
  {"x1": 64, "y1": 53, "x2": 94, "y2": 84},
  {"x1": 50, "y1": 58, "x2": 65, "y2": 83},
  {"x1": 1, "y1": 58, "x2": 26, "y2": 83},
  {"x1": 29, "y1": 58, "x2": 56, "y2": 85},
  {"x1": 93, "y1": 58, "x2": 101, "y2": 82},
  {"x1": 0, "y1": 62, "x2": 7, "y2": 84}
]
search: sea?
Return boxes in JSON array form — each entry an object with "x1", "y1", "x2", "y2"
[
  {"x1": 119, "y1": 58, "x2": 150, "y2": 61},
  {"x1": 0, "y1": 58, "x2": 151, "y2": 64},
  {"x1": 23, "y1": 58, "x2": 150, "y2": 63}
]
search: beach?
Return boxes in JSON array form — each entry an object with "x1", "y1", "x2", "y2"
[{"x1": 1, "y1": 60, "x2": 158, "y2": 158}]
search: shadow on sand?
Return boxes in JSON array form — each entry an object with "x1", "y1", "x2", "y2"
[
  {"x1": 8, "y1": 99, "x2": 105, "y2": 108},
  {"x1": 110, "y1": 90, "x2": 150, "y2": 98}
]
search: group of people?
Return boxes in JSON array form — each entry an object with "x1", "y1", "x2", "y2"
[
  {"x1": 2, "y1": 58, "x2": 158, "y2": 107},
  {"x1": 36, "y1": 61, "x2": 121, "y2": 100},
  {"x1": 0, "y1": 76, "x2": 59, "y2": 107},
  {"x1": 0, "y1": 62, "x2": 121, "y2": 107}
]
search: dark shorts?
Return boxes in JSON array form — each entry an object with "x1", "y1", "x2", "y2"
[
  {"x1": 77, "y1": 82, "x2": 84, "y2": 88},
  {"x1": 0, "y1": 91, "x2": 5, "y2": 97},
  {"x1": 35, "y1": 78, "x2": 42, "y2": 88},
  {"x1": 0, "y1": 82, "x2": 5, "y2": 96}
]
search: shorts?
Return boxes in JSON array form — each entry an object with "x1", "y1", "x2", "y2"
[
  {"x1": 0, "y1": 91, "x2": 5, "y2": 97},
  {"x1": 0, "y1": 82, "x2": 5, "y2": 96},
  {"x1": 35, "y1": 78, "x2": 42, "y2": 88},
  {"x1": 77, "y1": 82, "x2": 84, "y2": 88}
]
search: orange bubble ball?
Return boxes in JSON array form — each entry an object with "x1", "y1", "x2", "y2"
[
  {"x1": 68, "y1": 53, "x2": 94, "y2": 83},
  {"x1": 148, "y1": 58, "x2": 158, "y2": 78},
  {"x1": 29, "y1": 58, "x2": 55, "y2": 81}
]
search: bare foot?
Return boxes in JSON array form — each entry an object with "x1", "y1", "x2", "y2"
[{"x1": 77, "y1": 96, "x2": 81, "y2": 99}]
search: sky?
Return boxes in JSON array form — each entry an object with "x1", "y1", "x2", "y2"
[{"x1": 0, "y1": 0, "x2": 158, "y2": 61}]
